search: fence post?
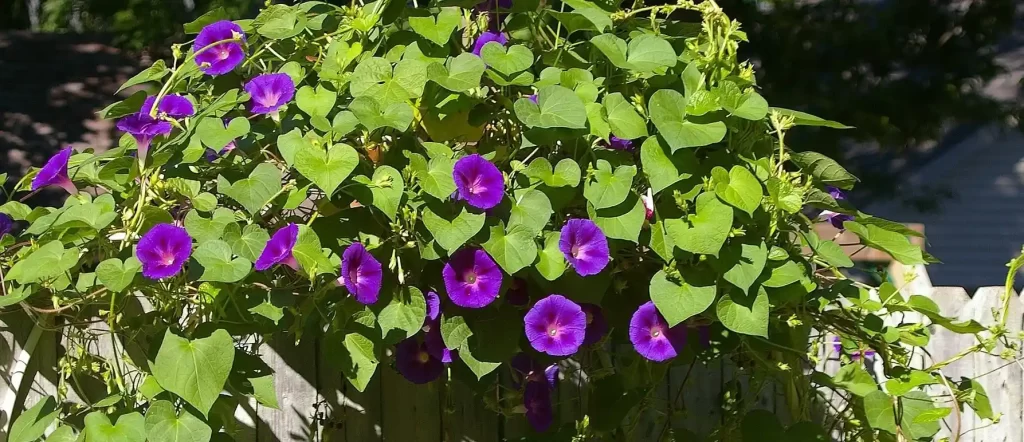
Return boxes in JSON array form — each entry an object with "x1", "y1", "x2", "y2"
[{"x1": 926, "y1": 287, "x2": 975, "y2": 442}]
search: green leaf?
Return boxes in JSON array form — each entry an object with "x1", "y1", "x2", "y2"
[
  {"x1": 480, "y1": 43, "x2": 534, "y2": 76},
  {"x1": 844, "y1": 221, "x2": 925, "y2": 265},
  {"x1": 741, "y1": 410, "x2": 785, "y2": 442},
  {"x1": 767, "y1": 177, "x2": 804, "y2": 214},
  {"x1": 458, "y1": 344, "x2": 502, "y2": 379},
  {"x1": 192, "y1": 240, "x2": 251, "y2": 283},
  {"x1": 118, "y1": 59, "x2": 168, "y2": 93},
  {"x1": 649, "y1": 220, "x2": 674, "y2": 262},
  {"x1": 535, "y1": 231, "x2": 566, "y2": 281},
  {"x1": 715, "y1": 81, "x2": 768, "y2": 120},
  {"x1": 590, "y1": 34, "x2": 676, "y2": 72},
  {"x1": 664, "y1": 192, "x2": 733, "y2": 256},
  {"x1": 409, "y1": 7, "x2": 461, "y2": 46},
  {"x1": 583, "y1": 160, "x2": 636, "y2": 209},
  {"x1": 43, "y1": 426, "x2": 77, "y2": 442},
  {"x1": 552, "y1": 0, "x2": 611, "y2": 33},
  {"x1": 296, "y1": 85, "x2": 337, "y2": 118},
  {"x1": 223, "y1": 224, "x2": 270, "y2": 262},
  {"x1": 352, "y1": 166, "x2": 405, "y2": 220},
  {"x1": 640, "y1": 136, "x2": 699, "y2": 194},
  {"x1": 514, "y1": 85, "x2": 587, "y2": 129},
  {"x1": 96, "y1": 257, "x2": 142, "y2": 293},
  {"x1": 716, "y1": 288, "x2": 769, "y2": 337},
  {"x1": 343, "y1": 332, "x2": 379, "y2": 392},
  {"x1": 482, "y1": 224, "x2": 538, "y2": 274},
  {"x1": 440, "y1": 315, "x2": 473, "y2": 350},
  {"x1": 183, "y1": 7, "x2": 228, "y2": 34},
  {"x1": 321, "y1": 40, "x2": 363, "y2": 81},
  {"x1": 801, "y1": 231, "x2": 854, "y2": 268},
  {"x1": 408, "y1": 153, "x2": 457, "y2": 200},
  {"x1": 587, "y1": 193, "x2": 645, "y2": 243},
  {"x1": 249, "y1": 374, "x2": 279, "y2": 409},
  {"x1": 832, "y1": 363, "x2": 878, "y2": 397},
  {"x1": 152, "y1": 329, "x2": 235, "y2": 416},
  {"x1": 649, "y1": 89, "x2": 726, "y2": 150},
  {"x1": 145, "y1": 400, "x2": 213, "y2": 442},
  {"x1": 220, "y1": 163, "x2": 283, "y2": 215},
  {"x1": 84, "y1": 412, "x2": 145, "y2": 442},
  {"x1": 332, "y1": 111, "x2": 360, "y2": 137},
  {"x1": 899, "y1": 391, "x2": 941, "y2": 440},
  {"x1": 255, "y1": 4, "x2": 307, "y2": 39},
  {"x1": 590, "y1": 34, "x2": 628, "y2": 68},
  {"x1": 885, "y1": 371, "x2": 937, "y2": 397},
  {"x1": 789, "y1": 151, "x2": 858, "y2": 190},
  {"x1": 276, "y1": 128, "x2": 310, "y2": 167},
  {"x1": 197, "y1": 117, "x2": 249, "y2": 152},
  {"x1": 349, "y1": 96, "x2": 414, "y2": 132},
  {"x1": 427, "y1": 53, "x2": 486, "y2": 92},
  {"x1": 863, "y1": 391, "x2": 897, "y2": 434},
  {"x1": 422, "y1": 203, "x2": 485, "y2": 254},
  {"x1": 290, "y1": 225, "x2": 336, "y2": 277},
  {"x1": 603, "y1": 93, "x2": 648, "y2": 139},
  {"x1": 8, "y1": 241, "x2": 80, "y2": 284},
  {"x1": 185, "y1": 208, "x2": 235, "y2": 243},
  {"x1": 586, "y1": 102, "x2": 611, "y2": 140},
  {"x1": 294, "y1": 143, "x2": 359, "y2": 197},
  {"x1": 9, "y1": 396, "x2": 59, "y2": 442},
  {"x1": 762, "y1": 260, "x2": 808, "y2": 288},
  {"x1": 649, "y1": 268, "x2": 716, "y2": 327},
  {"x1": 378, "y1": 286, "x2": 428, "y2": 341},
  {"x1": 509, "y1": 189, "x2": 553, "y2": 235},
  {"x1": 350, "y1": 57, "x2": 427, "y2": 106},
  {"x1": 958, "y1": 378, "x2": 993, "y2": 420},
  {"x1": 713, "y1": 240, "x2": 767, "y2": 293},
  {"x1": 192, "y1": 193, "x2": 218, "y2": 212},
  {"x1": 98, "y1": 90, "x2": 147, "y2": 119},
  {"x1": 522, "y1": 158, "x2": 582, "y2": 188},
  {"x1": 771, "y1": 107, "x2": 852, "y2": 129},
  {"x1": 713, "y1": 166, "x2": 762, "y2": 215}
]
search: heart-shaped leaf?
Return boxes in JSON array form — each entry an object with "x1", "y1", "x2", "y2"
[
  {"x1": 349, "y1": 96, "x2": 414, "y2": 132},
  {"x1": 184, "y1": 207, "x2": 235, "y2": 243},
  {"x1": 649, "y1": 267, "x2": 717, "y2": 326},
  {"x1": 220, "y1": 163, "x2": 283, "y2": 215},
  {"x1": 536, "y1": 231, "x2": 566, "y2": 281},
  {"x1": 378, "y1": 286, "x2": 429, "y2": 342},
  {"x1": 95, "y1": 257, "x2": 142, "y2": 293},
  {"x1": 7, "y1": 241, "x2": 80, "y2": 284},
  {"x1": 603, "y1": 92, "x2": 648, "y2": 139},
  {"x1": 587, "y1": 192, "x2": 645, "y2": 243},
  {"x1": 9, "y1": 396, "x2": 59, "y2": 442},
  {"x1": 84, "y1": 412, "x2": 145, "y2": 442},
  {"x1": 320, "y1": 39, "x2": 363, "y2": 81},
  {"x1": 43, "y1": 426, "x2": 77, "y2": 442},
  {"x1": 514, "y1": 85, "x2": 587, "y2": 129},
  {"x1": 276, "y1": 128, "x2": 314, "y2": 167},
  {"x1": 523, "y1": 158, "x2": 582, "y2": 188},
  {"x1": 715, "y1": 81, "x2": 768, "y2": 121},
  {"x1": 716, "y1": 287, "x2": 769, "y2": 337},
  {"x1": 712, "y1": 240, "x2": 767, "y2": 293},
  {"x1": 197, "y1": 117, "x2": 249, "y2": 151},
  {"x1": 350, "y1": 57, "x2": 427, "y2": 106},
  {"x1": 152, "y1": 329, "x2": 235, "y2": 416},
  {"x1": 407, "y1": 153, "x2": 456, "y2": 200},
  {"x1": 486, "y1": 70, "x2": 535, "y2": 86},
  {"x1": 296, "y1": 85, "x2": 337, "y2": 117},
  {"x1": 649, "y1": 89, "x2": 726, "y2": 151},
  {"x1": 294, "y1": 142, "x2": 359, "y2": 196},
  {"x1": 640, "y1": 136, "x2": 699, "y2": 194},
  {"x1": 352, "y1": 166, "x2": 405, "y2": 220},
  {"x1": 422, "y1": 203, "x2": 485, "y2": 254},
  {"x1": 409, "y1": 7, "x2": 461, "y2": 46},
  {"x1": 586, "y1": 102, "x2": 611, "y2": 139},
  {"x1": 223, "y1": 223, "x2": 270, "y2": 262},
  {"x1": 664, "y1": 192, "x2": 733, "y2": 256},
  {"x1": 590, "y1": 33, "x2": 676, "y2": 72},
  {"x1": 145, "y1": 400, "x2": 212, "y2": 442},
  {"x1": 332, "y1": 111, "x2": 360, "y2": 137},
  {"x1": 192, "y1": 240, "x2": 251, "y2": 283},
  {"x1": 790, "y1": 151, "x2": 858, "y2": 190},
  {"x1": 427, "y1": 53, "x2": 486, "y2": 92},
  {"x1": 482, "y1": 224, "x2": 537, "y2": 274},
  {"x1": 713, "y1": 165, "x2": 763, "y2": 215},
  {"x1": 584, "y1": 160, "x2": 636, "y2": 209},
  {"x1": 480, "y1": 43, "x2": 534, "y2": 76},
  {"x1": 509, "y1": 189, "x2": 553, "y2": 235}
]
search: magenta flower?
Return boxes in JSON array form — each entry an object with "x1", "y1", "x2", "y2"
[
  {"x1": 602, "y1": 136, "x2": 634, "y2": 151},
  {"x1": 0, "y1": 214, "x2": 14, "y2": 236},
  {"x1": 524, "y1": 294, "x2": 586, "y2": 356},
  {"x1": 442, "y1": 248, "x2": 503, "y2": 308},
  {"x1": 255, "y1": 224, "x2": 299, "y2": 271},
  {"x1": 136, "y1": 224, "x2": 193, "y2": 280},
  {"x1": 339, "y1": 242, "x2": 383, "y2": 304},
  {"x1": 116, "y1": 113, "x2": 172, "y2": 161},
  {"x1": 31, "y1": 147, "x2": 77, "y2": 194},
  {"x1": 580, "y1": 303, "x2": 608, "y2": 345},
  {"x1": 193, "y1": 20, "x2": 246, "y2": 76},
  {"x1": 629, "y1": 301, "x2": 687, "y2": 362},
  {"x1": 425, "y1": 290, "x2": 441, "y2": 323},
  {"x1": 559, "y1": 219, "x2": 610, "y2": 276},
  {"x1": 524, "y1": 381, "x2": 554, "y2": 432},
  {"x1": 424, "y1": 324, "x2": 456, "y2": 363},
  {"x1": 141, "y1": 94, "x2": 195, "y2": 119},
  {"x1": 395, "y1": 337, "x2": 444, "y2": 384},
  {"x1": 453, "y1": 154, "x2": 504, "y2": 210},
  {"x1": 472, "y1": 31, "x2": 508, "y2": 57},
  {"x1": 244, "y1": 73, "x2": 295, "y2": 115},
  {"x1": 833, "y1": 336, "x2": 875, "y2": 361}
]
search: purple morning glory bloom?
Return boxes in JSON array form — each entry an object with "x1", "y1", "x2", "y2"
[
  {"x1": 580, "y1": 303, "x2": 608, "y2": 345},
  {"x1": 819, "y1": 210, "x2": 854, "y2": 230},
  {"x1": 559, "y1": 219, "x2": 610, "y2": 276},
  {"x1": 136, "y1": 224, "x2": 192, "y2": 280},
  {"x1": 833, "y1": 336, "x2": 875, "y2": 361},
  {"x1": 524, "y1": 381, "x2": 554, "y2": 432},
  {"x1": 116, "y1": 113, "x2": 172, "y2": 161},
  {"x1": 828, "y1": 186, "x2": 846, "y2": 201},
  {"x1": 629, "y1": 302, "x2": 687, "y2": 362},
  {"x1": 193, "y1": 20, "x2": 246, "y2": 76},
  {"x1": 31, "y1": 147, "x2": 77, "y2": 194},
  {"x1": 0, "y1": 214, "x2": 14, "y2": 236},
  {"x1": 425, "y1": 290, "x2": 441, "y2": 323},
  {"x1": 603, "y1": 136, "x2": 634, "y2": 151},
  {"x1": 424, "y1": 323, "x2": 456, "y2": 363},
  {"x1": 453, "y1": 154, "x2": 504, "y2": 210},
  {"x1": 255, "y1": 223, "x2": 299, "y2": 271},
  {"x1": 442, "y1": 248, "x2": 503, "y2": 308},
  {"x1": 506, "y1": 278, "x2": 529, "y2": 306},
  {"x1": 141, "y1": 94, "x2": 195, "y2": 119},
  {"x1": 339, "y1": 242, "x2": 383, "y2": 305},
  {"x1": 472, "y1": 31, "x2": 509, "y2": 57},
  {"x1": 395, "y1": 337, "x2": 444, "y2": 384},
  {"x1": 524, "y1": 294, "x2": 586, "y2": 357},
  {"x1": 511, "y1": 353, "x2": 557, "y2": 389},
  {"x1": 244, "y1": 73, "x2": 295, "y2": 115},
  {"x1": 527, "y1": 94, "x2": 538, "y2": 104}
]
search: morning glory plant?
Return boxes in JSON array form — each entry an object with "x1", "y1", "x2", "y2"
[{"x1": 2, "y1": 1, "x2": 1002, "y2": 440}]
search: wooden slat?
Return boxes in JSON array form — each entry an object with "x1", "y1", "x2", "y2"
[
  {"x1": 963, "y1": 287, "x2": 1023, "y2": 442},
  {"x1": 258, "y1": 335, "x2": 320, "y2": 442},
  {"x1": 343, "y1": 368, "x2": 382, "y2": 441},
  {"x1": 443, "y1": 378, "x2": 499, "y2": 442},
  {"x1": 927, "y1": 287, "x2": 975, "y2": 442},
  {"x1": 380, "y1": 361, "x2": 441, "y2": 442}
]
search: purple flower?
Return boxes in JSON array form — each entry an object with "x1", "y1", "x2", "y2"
[
  {"x1": 828, "y1": 186, "x2": 846, "y2": 201},
  {"x1": 244, "y1": 73, "x2": 295, "y2": 115},
  {"x1": 506, "y1": 278, "x2": 529, "y2": 306},
  {"x1": 603, "y1": 136, "x2": 634, "y2": 151},
  {"x1": 31, "y1": 147, "x2": 77, "y2": 194},
  {"x1": 136, "y1": 224, "x2": 192, "y2": 280},
  {"x1": 340, "y1": 242, "x2": 383, "y2": 305},
  {"x1": 453, "y1": 154, "x2": 504, "y2": 210},
  {"x1": 472, "y1": 31, "x2": 508, "y2": 57},
  {"x1": 424, "y1": 324, "x2": 456, "y2": 363},
  {"x1": 527, "y1": 94, "x2": 538, "y2": 104},
  {"x1": 833, "y1": 336, "x2": 875, "y2": 361},
  {"x1": 395, "y1": 337, "x2": 444, "y2": 384},
  {"x1": 559, "y1": 219, "x2": 610, "y2": 276},
  {"x1": 116, "y1": 113, "x2": 172, "y2": 161},
  {"x1": 629, "y1": 301, "x2": 686, "y2": 362},
  {"x1": 524, "y1": 294, "x2": 586, "y2": 356},
  {"x1": 524, "y1": 381, "x2": 554, "y2": 432},
  {"x1": 425, "y1": 290, "x2": 441, "y2": 323},
  {"x1": 511, "y1": 353, "x2": 557, "y2": 389},
  {"x1": 819, "y1": 210, "x2": 854, "y2": 230},
  {"x1": 193, "y1": 20, "x2": 246, "y2": 76},
  {"x1": 698, "y1": 325, "x2": 711, "y2": 349},
  {"x1": 141, "y1": 94, "x2": 195, "y2": 119},
  {"x1": 255, "y1": 224, "x2": 299, "y2": 271},
  {"x1": 0, "y1": 214, "x2": 14, "y2": 236},
  {"x1": 580, "y1": 303, "x2": 608, "y2": 345},
  {"x1": 204, "y1": 119, "x2": 239, "y2": 162},
  {"x1": 442, "y1": 248, "x2": 503, "y2": 308}
]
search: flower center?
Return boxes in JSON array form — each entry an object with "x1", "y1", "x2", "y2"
[
  {"x1": 649, "y1": 326, "x2": 663, "y2": 339},
  {"x1": 417, "y1": 351, "x2": 430, "y2": 364},
  {"x1": 160, "y1": 249, "x2": 176, "y2": 266},
  {"x1": 570, "y1": 244, "x2": 581, "y2": 258},
  {"x1": 258, "y1": 92, "x2": 281, "y2": 107},
  {"x1": 463, "y1": 271, "x2": 477, "y2": 284},
  {"x1": 547, "y1": 326, "x2": 559, "y2": 337},
  {"x1": 348, "y1": 268, "x2": 359, "y2": 286},
  {"x1": 467, "y1": 178, "x2": 485, "y2": 195},
  {"x1": 215, "y1": 47, "x2": 231, "y2": 61}
]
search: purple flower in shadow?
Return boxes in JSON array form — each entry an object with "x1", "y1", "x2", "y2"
[
  {"x1": 205, "y1": 119, "x2": 239, "y2": 162},
  {"x1": 629, "y1": 301, "x2": 687, "y2": 362},
  {"x1": 828, "y1": 186, "x2": 847, "y2": 201},
  {"x1": 580, "y1": 303, "x2": 608, "y2": 345},
  {"x1": 834, "y1": 336, "x2": 875, "y2": 361},
  {"x1": 395, "y1": 337, "x2": 444, "y2": 384},
  {"x1": 31, "y1": 147, "x2": 78, "y2": 194},
  {"x1": 819, "y1": 210, "x2": 854, "y2": 230},
  {"x1": 0, "y1": 213, "x2": 14, "y2": 236},
  {"x1": 453, "y1": 154, "x2": 504, "y2": 210},
  {"x1": 602, "y1": 136, "x2": 634, "y2": 151},
  {"x1": 141, "y1": 95, "x2": 195, "y2": 119},
  {"x1": 472, "y1": 31, "x2": 508, "y2": 57},
  {"x1": 136, "y1": 224, "x2": 192, "y2": 280},
  {"x1": 524, "y1": 294, "x2": 586, "y2": 356},
  {"x1": 524, "y1": 380, "x2": 554, "y2": 432},
  {"x1": 116, "y1": 113, "x2": 172, "y2": 161},
  {"x1": 193, "y1": 20, "x2": 246, "y2": 76},
  {"x1": 255, "y1": 224, "x2": 299, "y2": 271},
  {"x1": 245, "y1": 73, "x2": 295, "y2": 115},
  {"x1": 442, "y1": 248, "x2": 503, "y2": 308},
  {"x1": 421, "y1": 290, "x2": 457, "y2": 363},
  {"x1": 559, "y1": 219, "x2": 610, "y2": 276},
  {"x1": 511, "y1": 353, "x2": 557, "y2": 389},
  {"x1": 339, "y1": 243, "x2": 383, "y2": 305}
]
